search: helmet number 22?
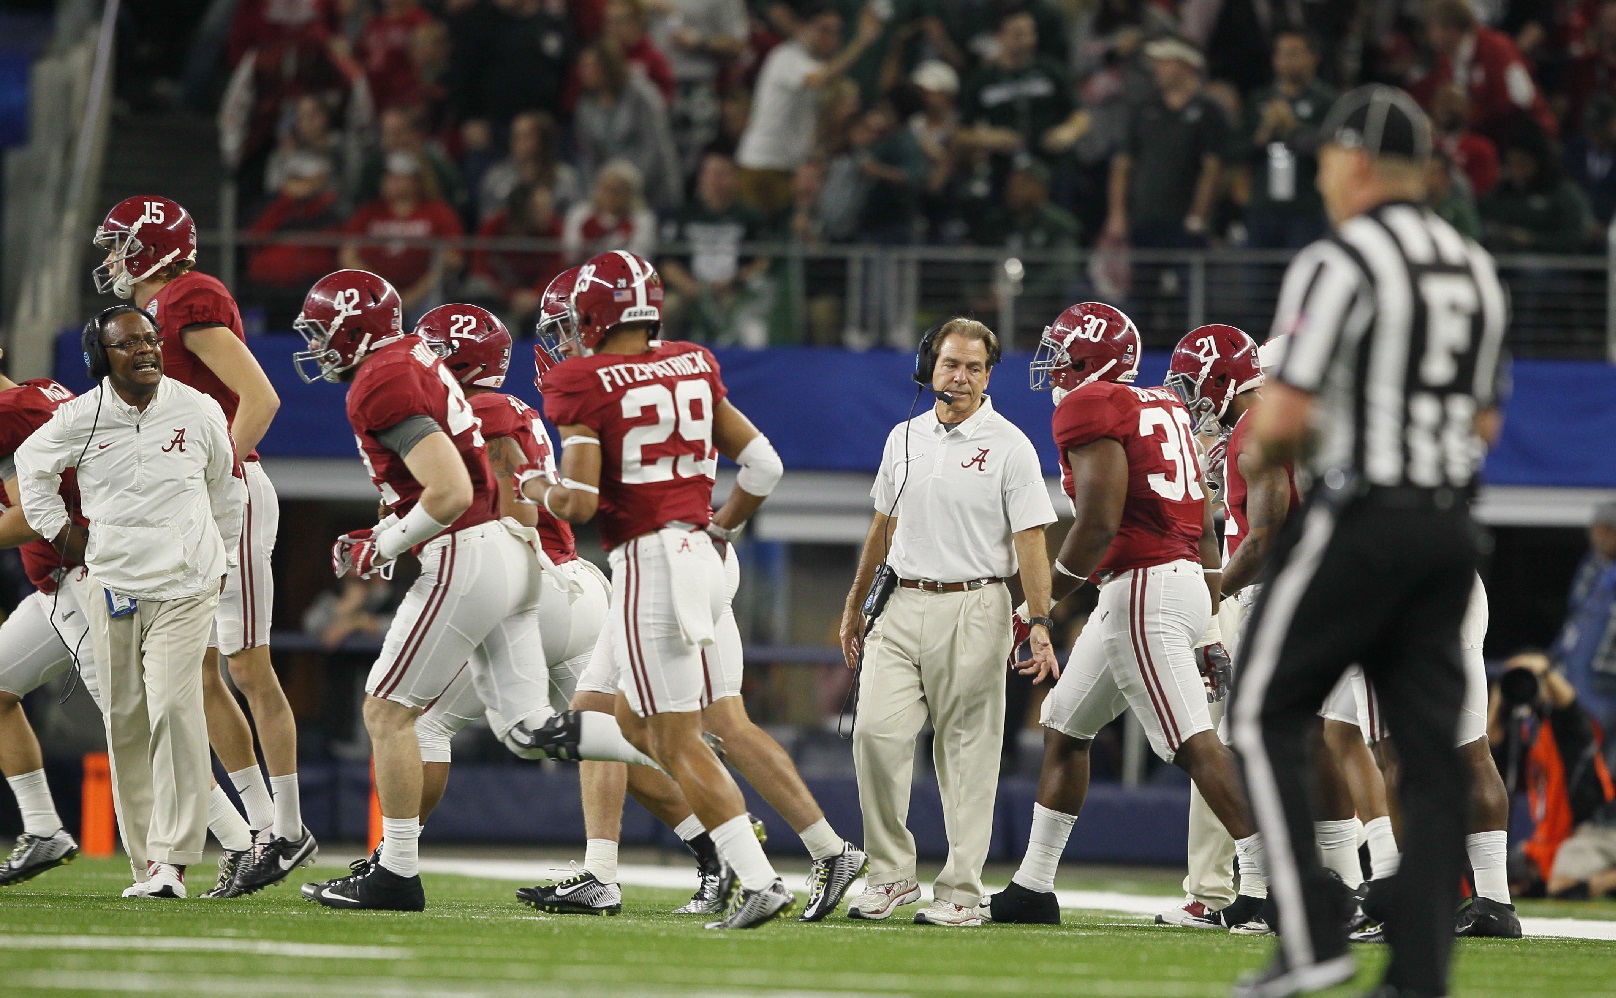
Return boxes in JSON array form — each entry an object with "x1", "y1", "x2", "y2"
[
  {"x1": 620, "y1": 381, "x2": 714, "y2": 484},
  {"x1": 1139, "y1": 406, "x2": 1205, "y2": 502}
]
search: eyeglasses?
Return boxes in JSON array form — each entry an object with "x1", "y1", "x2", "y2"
[{"x1": 104, "y1": 335, "x2": 162, "y2": 351}]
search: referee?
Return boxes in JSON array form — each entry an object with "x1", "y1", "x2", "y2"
[{"x1": 1229, "y1": 86, "x2": 1507, "y2": 998}]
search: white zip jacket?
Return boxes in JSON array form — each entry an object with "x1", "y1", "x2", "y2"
[{"x1": 17, "y1": 376, "x2": 245, "y2": 601}]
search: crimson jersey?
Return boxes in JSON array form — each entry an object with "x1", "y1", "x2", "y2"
[
  {"x1": 469, "y1": 390, "x2": 577, "y2": 564},
  {"x1": 542, "y1": 341, "x2": 725, "y2": 551},
  {"x1": 1054, "y1": 382, "x2": 1205, "y2": 574},
  {"x1": 147, "y1": 270, "x2": 256, "y2": 459},
  {"x1": 347, "y1": 337, "x2": 498, "y2": 535},
  {"x1": 0, "y1": 380, "x2": 84, "y2": 592},
  {"x1": 1222, "y1": 410, "x2": 1299, "y2": 560}
]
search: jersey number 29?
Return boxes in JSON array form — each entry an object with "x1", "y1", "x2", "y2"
[{"x1": 620, "y1": 381, "x2": 714, "y2": 483}]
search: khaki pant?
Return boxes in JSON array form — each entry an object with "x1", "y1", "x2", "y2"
[
  {"x1": 88, "y1": 581, "x2": 219, "y2": 871},
  {"x1": 1184, "y1": 594, "x2": 1247, "y2": 906},
  {"x1": 854, "y1": 583, "x2": 1011, "y2": 909}
]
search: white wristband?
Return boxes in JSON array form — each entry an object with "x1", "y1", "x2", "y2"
[
  {"x1": 376, "y1": 503, "x2": 452, "y2": 561},
  {"x1": 1054, "y1": 561, "x2": 1082, "y2": 580},
  {"x1": 560, "y1": 477, "x2": 599, "y2": 495},
  {"x1": 543, "y1": 485, "x2": 564, "y2": 519},
  {"x1": 561, "y1": 436, "x2": 600, "y2": 448}
]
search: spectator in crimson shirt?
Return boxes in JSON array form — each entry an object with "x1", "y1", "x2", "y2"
[
  {"x1": 227, "y1": 0, "x2": 339, "y2": 67},
  {"x1": 463, "y1": 183, "x2": 566, "y2": 331},
  {"x1": 341, "y1": 153, "x2": 465, "y2": 323},
  {"x1": 603, "y1": 0, "x2": 676, "y2": 105},
  {"x1": 562, "y1": 159, "x2": 658, "y2": 262},
  {"x1": 1561, "y1": 1, "x2": 1616, "y2": 137},
  {"x1": 1425, "y1": 0, "x2": 1557, "y2": 145},
  {"x1": 1431, "y1": 82, "x2": 1500, "y2": 198},
  {"x1": 358, "y1": 0, "x2": 439, "y2": 113},
  {"x1": 247, "y1": 151, "x2": 342, "y2": 289}
]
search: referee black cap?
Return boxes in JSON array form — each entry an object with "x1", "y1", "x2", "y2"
[{"x1": 1321, "y1": 85, "x2": 1432, "y2": 163}]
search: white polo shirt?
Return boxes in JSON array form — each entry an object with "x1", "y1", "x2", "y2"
[{"x1": 872, "y1": 397, "x2": 1056, "y2": 584}]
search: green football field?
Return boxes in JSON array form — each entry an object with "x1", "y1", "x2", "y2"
[{"x1": 2, "y1": 856, "x2": 1614, "y2": 997}]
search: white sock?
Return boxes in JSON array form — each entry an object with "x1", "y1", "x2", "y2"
[
  {"x1": 208, "y1": 785, "x2": 253, "y2": 852},
  {"x1": 1365, "y1": 816, "x2": 1400, "y2": 879},
  {"x1": 798, "y1": 818, "x2": 843, "y2": 862},
  {"x1": 1010, "y1": 804, "x2": 1076, "y2": 893},
  {"x1": 576, "y1": 713, "x2": 660, "y2": 768},
  {"x1": 228, "y1": 766, "x2": 274, "y2": 833},
  {"x1": 6, "y1": 770, "x2": 61, "y2": 837},
  {"x1": 1467, "y1": 830, "x2": 1510, "y2": 904},
  {"x1": 672, "y1": 815, "x2": 706, "y2": 842},
  {"x1": 583, "y1": 838, "x2": 618, "y2": 883},
  {"x1": 380, "y1": 817, "x2": 420, "y2": 878},
  {"x1": 1235, "y1": 834, "x2": 1268, "y2": 898},
  {"x1": 709, "y1": 813, "x2": 775, "y2": 891},
  {"x1": 1316, "y1": 819, "x2": 1363, "y2": 889},
  {"x1": 268, "y1": 774, "x2": 301, "y2": 841}
]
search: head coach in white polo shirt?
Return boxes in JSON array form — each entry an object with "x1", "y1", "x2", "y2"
[{"x1": 838, "y1": 317, "x2": 1059, "y2": 927}]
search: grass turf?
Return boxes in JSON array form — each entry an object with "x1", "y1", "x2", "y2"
[{"x1": 0, "y1": 858, "x2": 1612, "y2": 997}]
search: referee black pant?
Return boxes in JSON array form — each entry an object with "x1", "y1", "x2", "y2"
[{"x1": 1231, "y1": 487, "x2": 1477, "y2": 995}]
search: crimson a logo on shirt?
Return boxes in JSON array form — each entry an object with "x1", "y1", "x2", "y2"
[{"x1": 961, "y1": 448, "x2": 990, "y2": 471}]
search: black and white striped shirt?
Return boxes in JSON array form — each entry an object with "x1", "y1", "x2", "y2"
[{"x1": 1271, "y1": 200, "x2": 1508, "y2": 491}]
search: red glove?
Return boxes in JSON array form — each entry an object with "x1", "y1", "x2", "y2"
[
  {"x1": 1195, "y1": 642, "x2": 1233, "y2": 703},
  {"x1": 1007, "y1": 607, "x2": 1032, "y2": 669},
  {"x1": 332, "y1": 529, "x2": 383, "y2": 579}
]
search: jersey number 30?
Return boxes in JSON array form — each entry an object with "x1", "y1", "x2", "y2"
[
  {"x1": 1139, "y1": 406, "x2": 1205, "y2": 502},
  {"x1": 620, "y1": 381, "x2": 714, "y2": 483}
]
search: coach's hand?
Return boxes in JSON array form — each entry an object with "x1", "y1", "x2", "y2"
[
  {"x1": 1016, "y1": 624, "x2": 1060, "y2": 684},
  {"x1": 1196, "y1": 642, "x2": 1233, "y2": 702},
  {"x1": 839, "y1": 608, "x2": 864, "y2": 671}
]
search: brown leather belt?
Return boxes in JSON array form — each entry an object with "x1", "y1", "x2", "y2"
[{"x1": 898, "y1": 577, "x2": 1001, "y2": 593}]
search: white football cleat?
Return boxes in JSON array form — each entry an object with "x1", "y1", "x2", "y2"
[{"x1": 1154, "y1": 895, "x2": 1225, "y2": 929}]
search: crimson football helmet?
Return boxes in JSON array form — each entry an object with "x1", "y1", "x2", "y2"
[
  {"x1": 1165, "y1": 324, "x2": 1264, "y2": 434},
  {"x1": 293, "y1": 270, "x2": 404, "y2": 383},
  {"x1": 534, "y1": 265, "x2": 581, "y2": 386},
  {"x1": 93, "y1": 195, "x2": 198, "y2": 299},
  {"x1": 567, "y1": 250, "x2": 663, "y2": 354},
  {"x1": 415, "y1": 303, "x2": 511, "y2": 389},
  {"x1": 1030, "y1": 302, "x2": 1141, "y2": 405}
]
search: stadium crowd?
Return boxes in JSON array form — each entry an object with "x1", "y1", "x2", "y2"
[{"x1": 216, "y1": 0, "x2": 1616, "y2": 342}]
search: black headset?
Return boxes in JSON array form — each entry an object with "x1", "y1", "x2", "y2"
[
  {"x1": 82, "y1": 305, "x2": 157, "y2": 381},
  {"x1": 912, "y1": 317, "x2": 1003, "y2": 386}
]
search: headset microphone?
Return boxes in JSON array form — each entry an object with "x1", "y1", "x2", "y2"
[{"x1": 933, "y1": 389, "x2": 955, "y2": 403}]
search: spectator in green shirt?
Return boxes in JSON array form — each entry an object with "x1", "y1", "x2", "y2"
[
  {"x1": 1481, "y1": 130, "x2": 1596, "y2": 254},
  {"x1": 660, "y1": 152, "x2": 773, "y2": 343},
  {"x1": 1425, "y1": 149, "x2": 1483, "y2": 241},
  {"x1": 955, "y1": 9, "x2": 1090, "y2": 194},
  {"x1": 973, "y1": 157, "x2": 1081, "y2": 340},
  {"x1": 1237, "y1": 29, "x2": 1337, "y2": 249}
]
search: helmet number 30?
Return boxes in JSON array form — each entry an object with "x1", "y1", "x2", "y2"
[
  {"x1": 1075, "y1": 314, "x2": 1108, "y2": 342},
  {"x1": 1139, "y1": 406, "x2": 1205, "y2": 503},
  {"x1": 620, "y1": 381, "x2": 714, "y2": 484}
]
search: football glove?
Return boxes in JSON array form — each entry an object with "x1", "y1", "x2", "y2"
[
  {"x1": 1195, "y1": 641, "x2": 1233, "y2": 703},
  {"x1": 332, "y1": 529, "x2": 388, "y2": 580}
]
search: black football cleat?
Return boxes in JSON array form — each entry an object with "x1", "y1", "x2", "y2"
[
  {"x1": 0, "y1": 830, "x2": 79, "y2": 887},
  {"x1": 307, "y1": 855, "x2": 423, "y2": 911},
  {"x1": 983, "y1": 880, "x2": 1061, "y2": 924},
  {"x1": 516, "y1": 868, "x2": 622, "y2": 915},
  {"x1": 799, "y1": 843, "x2": 868, "y2": 922},
  {"x1": 1454, "y1": 896, "x2": 1522, "y2": 938}
]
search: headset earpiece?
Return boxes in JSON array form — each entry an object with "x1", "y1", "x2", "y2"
[{"x1": 912, "y1": 318, "x2": 1001, "y2": 386}]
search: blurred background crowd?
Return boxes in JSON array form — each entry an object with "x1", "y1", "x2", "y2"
[{"x1": 105, "y1": 0, "x2": 1616, "y2": 348}]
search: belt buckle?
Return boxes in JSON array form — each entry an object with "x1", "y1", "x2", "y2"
[{"x1": 919, "y1": 578, "x2": 941, "y2": 592}]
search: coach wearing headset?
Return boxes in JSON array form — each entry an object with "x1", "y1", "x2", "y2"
[
  {"x1": 17, "y1": 305, "x2": 243, "y2": 898},
  {"x1": 839, "y1": 317, "x2": 1059, "y2": 926}
]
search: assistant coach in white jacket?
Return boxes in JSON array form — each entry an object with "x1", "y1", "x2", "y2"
[{"x1": 18, "y1": 305, "x2": 244, "y2": 897}]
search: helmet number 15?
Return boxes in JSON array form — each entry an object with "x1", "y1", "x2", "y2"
[
  {"x1": 620, "y1": 380, "x2": 714, "y2": 484},
  {"x1": 1139, "y1": 405, "x2": 1205, "y2": 503}
]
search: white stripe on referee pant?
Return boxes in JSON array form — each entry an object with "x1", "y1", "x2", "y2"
[{"x1": 1229, "y1": 502, "x2": 1338, "y2": 972}]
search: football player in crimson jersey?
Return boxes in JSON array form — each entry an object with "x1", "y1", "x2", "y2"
[
  {"x1": 405, "y1": 303, "x2": 615, "y2": 823},
  {"x1": 521, "y1": 268, "x2": 865, "y2": 921},
  {"x1": 519, "y1": 250, "x2": 804, "y2": 929},
  {"x1": 92, "y1": 195, "x2": 311, "y2": 887},
  {"x1": 290, "y1": 270, "x2": 658, "y2": 912},
  {"x1": 988, "y1": 303, "x2": 1272, "y2": 930},
  {"x1": 0, "y1": 358, "x2": 264, "y2": 897}
]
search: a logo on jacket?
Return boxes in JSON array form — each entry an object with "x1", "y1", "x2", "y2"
[
  {"x1": 162, "y1": 428, "x2": 187, "y2": 453},
  {"x1": 961, "y1": 448, "x2": 990, "y2": 471}
]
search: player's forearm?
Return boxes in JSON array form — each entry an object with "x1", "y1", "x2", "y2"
[
  {"x1": 230, "y1": 392, "x2": 278, "y2": 456},
  {"x1": 1051, "y1": 518, "x2": 1114, "y2": 607},
  {"x1": 1219, "y1": 529, "x2": 1271, "y2": 597},
  {"x1": 712, "y1": 487, "x2": 765, "y2": 534},
  {"x1": 1200, "y1": 533, "x2": 1222, "y2": 606},
  {"x1": 0, "y1": 504, "x2": 42, "y2": 549}
]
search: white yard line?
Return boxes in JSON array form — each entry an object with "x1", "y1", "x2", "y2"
[
  {"x1": 0, "y1": 934, "x2": 406, "y2": 959},
  {"x1": 418, "y1": 857, "x2": 1616, "y2": 942}
]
